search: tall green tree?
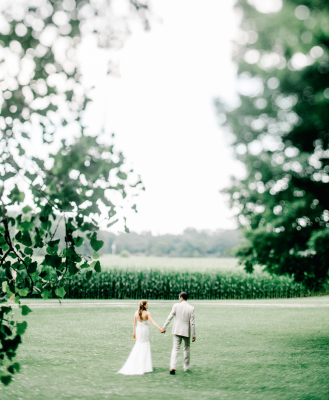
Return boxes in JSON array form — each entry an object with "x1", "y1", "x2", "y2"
[
  {"x1": 0, "y1": 0, "x2": 148, "y2": 385},
  {"x1": 217, "y1": 0, "x2": 329, "y2": 289}
]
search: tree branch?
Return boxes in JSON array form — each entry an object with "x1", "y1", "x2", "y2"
[
  {"x1": 1, "y1": 213, "x2": 34, "y2": 295},
  {"x1": 33, "y1": 215, "x2": 64, "y2": 261},
  {"x1": 0, "y1": 249, "x2": 11, "y2": 267},
  {"x1": 64, "y1": 215, "x2": 68, "y2": 276}
]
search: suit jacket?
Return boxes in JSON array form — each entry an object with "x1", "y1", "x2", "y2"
[{"x1": 163, "y1": 301, "x2": 195, "y2": 338}]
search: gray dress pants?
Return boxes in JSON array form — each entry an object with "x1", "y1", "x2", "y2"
[{"x1": 170, "y1": 335, "x2": 190, "y2": 370}]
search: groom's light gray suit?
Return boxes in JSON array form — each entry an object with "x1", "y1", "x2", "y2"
[{"x1": 163, "y1": 300, "x2": 195, "y2": 371}]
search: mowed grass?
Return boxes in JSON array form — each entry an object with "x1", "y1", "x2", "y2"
[
  {"x1": 98, "y1": 255, "x2": 248, "y2": 272},
  {"x1": 34, "y1": 255, "x2": 265, "y2": 274},
  {"x1": 1, "y1": 297, "x2": 329, "y2": 400}
]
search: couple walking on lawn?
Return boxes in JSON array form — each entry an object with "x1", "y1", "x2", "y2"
[{"x1": 118, "y1": 292, "x2": 196, "y2": 375}]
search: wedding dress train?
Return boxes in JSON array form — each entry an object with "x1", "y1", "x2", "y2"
[{"x1": 118, "y1": 320, "x2": 153, "y2": 375}]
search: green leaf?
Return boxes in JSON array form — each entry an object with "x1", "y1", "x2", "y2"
[
  {"x1": 39, "y1": 203, "x2": 52, "y2": 218},
  {"x1": 94, "y1": 260, "x2": 101, "y2": 273},
  {"x1": 41, "y1": 220, "x2": 52, "y2": 231},
  {"x1": 10, "y1": 363, "x2": 20, "y2": 374},
  {"x1": 90, "y1": 238, "x2": 104, "y2": 252},
  {"x1": 15, "y1": 231, "x2": 32, "y2": 247},
  {"x1": 25, "y1": 171, "x2": 37, "y2": 182},
  {"x1": 27, "y1": 262, "x2": 38, "y2": 274},
  {"x1": 2, "y1": 281, "x2": 7, "y2": 292},
  {"x1": 46, "y1": 245, "x2": 58, "y2": 255},
  {"x1": 80, "y1": 262, "x2": 89, "y2": 269},
  {"x1": 22, "y1": 205, "x2": 32, "y2": 214},
  {"x1": 80, "y1": 222, "x2": 98, "y2": 232},
  {"x1": 73, "y1": 236, "x2": 84, "y2": 247},
  {"x1": 16, "y1": 262, "x2": 25, "y2": 271},
  {"x1": 93, "y1": 252, "x2": 100, "y2": 259},
  {"x1": 16, "y1": 321, "x2": 28, "y2": 335},
  {"x1": 1, "y1": 375, "x2": 12, "y2": 386},
  {"x1": 68, "y1": 263, "x2": 79, "y2": 275},
  {"x1": 8, "y1": 217, "x2": 15, "y2": 227},
  {"x1": 41, "y1": 290, "x2": 52, "y2": 299},
  {"x1": 116, "y1": 171, "x2": 128, "y2": 180},
  {"x1": 8, "y1": 185, "x2": 25, "y2": 205},
  {"x1": 17, "y1": 142, "x2": 25, "y2": 156},
  {"x1": 20, "y1": 305, "x2": 32, "y2": 316},
  {"x1": 24, "y1": 247, "x2": 33, "y2": 255},
  {"x1": 2, "y1": 306, "x2": 12, "y2": 315},
  {"x1": 5, "y1": 268, "x2": 13, "y2": 280},
  {"x1": 0, "y1": 235, "x2": 6, "y2": 245},
  {"x1": 6, "y1": 282, "x2": 14, "y2": 296},
  {"x1": 17, "y1": 288, "x2": 29, "y2": 297},
  {"x1": 1, "y1": 171, "x2": 15, "y2": 180},
  {"x1": 47, "y1": 239, "x2": 60, "y2": 247},
  {"x1": 39, "y1": 270, "x2": 47, "y2": 278},
  {"x1": 11, "y1": 261, "x2": 20, "y2": 270},
  {"x1": 55, "y1": 287, "x2": 66, "y2": 298},
  {"x1": 13, "y1": 363, "x2": 20, "y2": 372},
  {"x1": 3, "y1": 325, "x2": 12, "y2": 336},
  {"x1": 43, "y1": 254, "x2": 62, "y2": 269},
  {"x1": 86, "y1": 270, "x2": 92, "y2": 280},
  {"x1": 24, "y1": 256, "x2": 32, "y2": 265},
  {"x1": 2, "y1": 244, "x2": 9, "y2": 252}
]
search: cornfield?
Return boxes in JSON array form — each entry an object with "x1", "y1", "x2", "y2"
[{"x1": 0, "y1": 269, "x2": 312, "y2": 300}]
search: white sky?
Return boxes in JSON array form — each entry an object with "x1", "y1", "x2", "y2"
[{"x1": 82, "y1": 0, "x2": 243, "y2": 235}]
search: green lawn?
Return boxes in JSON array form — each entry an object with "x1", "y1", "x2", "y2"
[{"x1": 1, "y1": 297, "x2": 329, "y2": 400}]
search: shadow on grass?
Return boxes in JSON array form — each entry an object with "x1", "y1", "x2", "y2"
[
  {"x1": 147, "y1": 367, "x2": 195, "y2": 375},
  {"x1": 285, "y1": 334, "x2": 329, "y2": 351}
]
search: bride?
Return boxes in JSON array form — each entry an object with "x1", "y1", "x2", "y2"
[{"x1": 118, "y1": 300, "x2": 164, "y2": 375}]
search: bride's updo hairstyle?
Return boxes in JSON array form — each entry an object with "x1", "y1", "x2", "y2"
[{"x1": 138, "y1": 300, "x2": 148, "y2": 320}]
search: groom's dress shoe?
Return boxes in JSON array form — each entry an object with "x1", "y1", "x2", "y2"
[{"x1": 170, "y1": 370, "x2": 175, "y2": 375}]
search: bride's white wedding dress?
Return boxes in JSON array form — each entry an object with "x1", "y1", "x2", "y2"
[{"x1": 118, "y1": 320, "x2": 153, "y2": 375}]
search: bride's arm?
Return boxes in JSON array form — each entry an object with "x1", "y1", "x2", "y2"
[
  {"x1": 147, "y1": 311, "x2": 162, "y2": 331},
  {"x1": 133, "y1": 312, "x2": 137, "y2": 338}
]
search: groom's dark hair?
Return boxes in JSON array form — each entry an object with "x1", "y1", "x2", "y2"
[{"x1": 179, "y1": 292, "x2": 188, "y2": 300}]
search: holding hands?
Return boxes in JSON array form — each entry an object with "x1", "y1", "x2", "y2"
[{"x1": 160, "y1": 328, "x2": 166, "y2": 333}]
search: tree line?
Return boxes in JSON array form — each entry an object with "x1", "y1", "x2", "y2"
[
  {"x1": 48, "y1": 222, "x2": 241, "y2": 257},
  {"x1": 110, "y1": 228, "x2": 241, "y2": 257}
]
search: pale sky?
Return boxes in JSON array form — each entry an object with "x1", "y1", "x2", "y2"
[{"x1": 82, "y1": 0, "x2": 243, "y2": 235}]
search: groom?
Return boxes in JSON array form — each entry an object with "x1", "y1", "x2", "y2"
[{"x1": 162, "y1": 292, "x2": 196, "y2": 375}]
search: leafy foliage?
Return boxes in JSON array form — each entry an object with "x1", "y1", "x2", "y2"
[
  {"x1": 217, "y1": 0, "x2": 329, "y2": 289},
  {"x1": 0, "y1": 0, "x2": 148, "y2": 385}
]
